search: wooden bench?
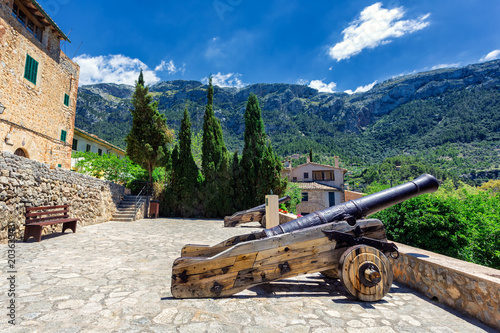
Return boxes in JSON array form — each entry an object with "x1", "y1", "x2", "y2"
[{"x1": 23, "y1": 205, "x2": 78, "y2": 242}]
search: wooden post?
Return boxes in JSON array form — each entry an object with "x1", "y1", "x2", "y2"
[{"x1": 265, "y1": 195, "x2": 279, "y2": 228}]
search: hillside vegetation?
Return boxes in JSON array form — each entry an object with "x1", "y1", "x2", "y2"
[{"x1": 75, "y1": 60, "x2": 500, "y2": 182}]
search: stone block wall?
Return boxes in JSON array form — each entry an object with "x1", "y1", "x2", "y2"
[
  {"x1": 392, "y1": 242, "x2": 500, "y2": 331},
  {"x1": 0, "y1": 151, "x2": 125, "y2": 241},
  {"x1": 296, "y1": 190, "x2": 325, "y2": 215},
  {"x1": 0, "y1": 1, "x2": 79, "y2": 170}
]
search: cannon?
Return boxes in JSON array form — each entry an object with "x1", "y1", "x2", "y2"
[
  {"x1": 171, "y1": 174, "x2": 439, "y2": 301},
  {"x1": 224, "y1": 195, "x2": 291, "y2": 227}
]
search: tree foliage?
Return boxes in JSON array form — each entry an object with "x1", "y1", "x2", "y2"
[
  {"x1": 167, "y1": 109, "x2": 201, "y2": 216},
  {"x1": 200, "y1": 78, "x2": 232, "y2": 216},
  {"x1": 240, "y1": 93, "x2": 287, "y2": 208},
  {"x1": 126, "y1": 70, "x2": 173, "y2": 182},
  {"x1": 72, "y1": 151, "x2": 145, "y2": 185},
  {"x1": 372, "y1": 183, "x2": 500, "y2": 269}
]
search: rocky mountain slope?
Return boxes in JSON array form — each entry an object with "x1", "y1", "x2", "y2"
[{"x1": 75, "y1": 60, "x2": 500, "y2": 177}]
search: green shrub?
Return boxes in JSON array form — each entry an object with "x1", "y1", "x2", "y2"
[{"x1": 372, "y1": 185, "x2": 500, "y2": 269}]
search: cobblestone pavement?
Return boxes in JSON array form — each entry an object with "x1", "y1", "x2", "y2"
[{"x1": 1, "y1": 219, "x2": 496, "y2": 332}]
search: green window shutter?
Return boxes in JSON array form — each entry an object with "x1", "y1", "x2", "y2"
[
  {"x1": 57, "y1": 164, "x2": 62, "y2": 168},
  {"x1": 64, "y1": 93, "x2": 70, "y2": 106},
  {"x1": 60, "y1": 130, "x2": 67, "y2": 142},
  {"x1": 24, "y1": 54, "x2": 38, "y2": 85}
]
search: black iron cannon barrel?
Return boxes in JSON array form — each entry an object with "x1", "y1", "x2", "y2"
[
  {"x1": 262, "y1": 174, "x2": 439, "y2": 238},
  {"x1": 247, "y1": 195, "x2": 291, "y2": 212}
]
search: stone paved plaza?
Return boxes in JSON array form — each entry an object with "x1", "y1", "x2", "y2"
[{"x1": 0, "y1": 219, "x2": 496, "y2": 332}]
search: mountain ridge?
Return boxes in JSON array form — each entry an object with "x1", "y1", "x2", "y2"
[{"x1": 75, "y1": 60, "x2": 500, "y2": 179}]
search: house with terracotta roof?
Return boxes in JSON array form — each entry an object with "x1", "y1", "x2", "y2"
[{"x1": 283, "y1": 156, "x2": 348, "y2": 215}]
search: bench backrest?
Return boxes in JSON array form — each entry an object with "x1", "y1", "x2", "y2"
[{"x1": 25, "y1": 205, "x2": 71, "y2": 224}]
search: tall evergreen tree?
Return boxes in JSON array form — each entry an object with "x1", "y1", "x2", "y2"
[
  {"x1": 126, "y1": 70, "x2": 173, "y2": 183},
  {"x1": 201, "y1": 78, "x2": 231, "y2": 217},
  {"x1": 241, "y1": 93, "x2": 286, "y2": 207},
  {"x1": 231, "y1": 150, "x2": 243, "y2": 211},
  {"x1": 177, "y1": 109, "x2": 200, "y2": 216},
  {"x1": 241, "y1": 93, "x2": 267, "y2": 208}
]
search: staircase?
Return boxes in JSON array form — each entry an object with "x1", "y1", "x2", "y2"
[{"x1": 110, "y1": 195, "x2": 147, "y2": 222}]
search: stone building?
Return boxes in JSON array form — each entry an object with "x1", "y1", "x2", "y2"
[
  {"x1": 282, "y1": 157, "x2": 348, "y2": 216},
  {"x1": 0, "y1": 0, "x2": 79, "y2": 169}
]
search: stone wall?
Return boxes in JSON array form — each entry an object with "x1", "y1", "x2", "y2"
[
  {"x1": 0, "y1": 151, "x2": 125, "y2": 241},
  {"x1": 392, "y1": 242, "x2": 500, "y2": 331},
  {"x1": 296, "y1": 190, "x2": 325, "y2": 215},
  {"x1": 0, "y1": 1, "x2": 79, "y2": 170}
]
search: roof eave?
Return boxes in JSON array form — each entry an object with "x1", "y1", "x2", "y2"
[{"x1": 28, "y1": 0, "x2": 70, "y2": 42}]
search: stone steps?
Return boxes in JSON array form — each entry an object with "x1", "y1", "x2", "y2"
[{"x1": 110, "y1": 195, "x2": 147, "y2": 222}]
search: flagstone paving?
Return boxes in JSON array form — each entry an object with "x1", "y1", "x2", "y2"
[{"x1": 0, "y1": 219, "x2": 496, "y2": 332}]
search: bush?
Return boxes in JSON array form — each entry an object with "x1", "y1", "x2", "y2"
[{"x1": 372, "y1": 185, "x2": 500, "y2": 269}]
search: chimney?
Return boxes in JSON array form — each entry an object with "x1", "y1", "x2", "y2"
[
  {"x1": 334, "y1": 156, "x2": 339, "y2": 168},
  {"x1": 306, "y1": 155, "x2": 310, "y2": 163}
]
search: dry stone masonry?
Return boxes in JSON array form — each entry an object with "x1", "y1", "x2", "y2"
[{"x1": 0, "y1": 151, "x2": 125, "y2": 241}]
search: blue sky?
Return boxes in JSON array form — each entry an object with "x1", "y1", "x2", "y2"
[{"x1": 40, "y1": 0, "x2": 500, "y2": 93}]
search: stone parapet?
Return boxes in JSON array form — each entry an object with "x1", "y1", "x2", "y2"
[
  {"x1": 0, "y1": 151, "x2": 125, "y2": 241},
  {"x1": 392, "y1": 242, "x2": 500, "y2": 331}
]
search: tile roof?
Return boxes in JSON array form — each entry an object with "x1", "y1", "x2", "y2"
[{"x1": 296, "y1": 182, "x2": 341, "y2": 191}]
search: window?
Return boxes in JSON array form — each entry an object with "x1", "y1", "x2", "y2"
[
  {"x1": 64, "y1": 94, "x2": 70, "y2": 106},
  {"x1": 302, "y1": 192, "x2": 308, "y2": 202},
  {"x1": 304, "y1": 172, "x2": 309, "y2": 179},
  {"x1": 27, "y1": 19, "x2": 34, "y2": 33},
  {"x1": 86, "y1": 144, "x2": 91, "y2": 152},
  {"x1": 72, "y1": 139, "x2": 78, "y2": 151},
  {"x1": 24, "y1": 54, "x2": 38, "y2": 85},
  {"x1": 313, "y1": 170, "x2": 335, "y2": 181},
  {"x1": 12, "y1": 2, "x2": 43, "y2": 42},
  {"x1": 57, "y1": 164, "x2": 62, "y2": 168},
  {"x1": 98, "y1": 149, "x2": 102, "y2": 156},
  {"x1": 292, "y1": 177, "x2": 297, "y2": 182},
  {"x1": 60, "y1": 130, "x2": 67, "y2": 142}
]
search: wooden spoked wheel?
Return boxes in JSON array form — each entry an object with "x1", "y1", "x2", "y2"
[{"x1": 339, "y1": 245, "x2": 393, "y2": 302}]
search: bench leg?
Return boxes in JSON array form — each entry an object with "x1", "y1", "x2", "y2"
[
  {"x1": 62, "y1": 220, "x2": 77, "y2": 234},
  {"x1": 24, "y1": 225, "x2": 43, "y2": 242}
]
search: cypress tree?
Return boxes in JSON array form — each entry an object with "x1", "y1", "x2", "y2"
[
  {"x1": 241, "y1": 93, "x2": 286, "y2": 207},
  {"x1": 126, "y1": 70, "x2": 173, "y2": 183},
  {"x1": 241, "y1": 93, "x2": 267, "y2": 208},
  {"x1": 175, "y1": 108, "x2": 200, "y2": 216},
  {"x1": 231, "y1": 150, "x2": 243, "y2": 211},
  {"x1": 257, "y1": 144, "x2": 287, "y2": 199},
  {"x1": 201, "y1": 77, "x2": 231, "y2": 217}
]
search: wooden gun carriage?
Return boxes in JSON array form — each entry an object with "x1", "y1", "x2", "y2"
[{"x1": 171, "y1": 174, "x2": 439, "y2": 301}]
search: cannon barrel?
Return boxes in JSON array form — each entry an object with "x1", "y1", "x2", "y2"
[
  {"x1": 249, "y1": 195, "x2": 291, "y2": 212},
  {"x1": 263, "y1": 174, "x2": 439, "y2": 238}
]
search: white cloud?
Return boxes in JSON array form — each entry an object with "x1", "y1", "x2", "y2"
[
  {"x1": 430, "y1": 63, "x2": 460, "y2": 70},
  {"x1": 329, "y1": 2, "x2": 430, "y2": 61},
  {"x1": 479, "y1": 50, "x2": 500, "y2": 62},
  {"x1": 155, "y1": 60, "x2": 186, "y2": 75},
  {"x1": 74, "y1": 54, "x2": 160, "y2": 85},
  {"x1": 202, "y1": 72, "x2": 246, "y2": 89},
  {"x1": 308, "y1": 79, "x2": 337, "y2": 93},
  {"x1": 296, "y1": 79, "x2": 309, "y2": 85},
  {"x1": 345, "y1": 81, "x2": 377, "y2": 94}
]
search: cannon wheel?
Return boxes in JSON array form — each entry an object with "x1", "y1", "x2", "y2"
[{"x1": 339, "y1": 245, "x2": 393, "y2": 302}]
